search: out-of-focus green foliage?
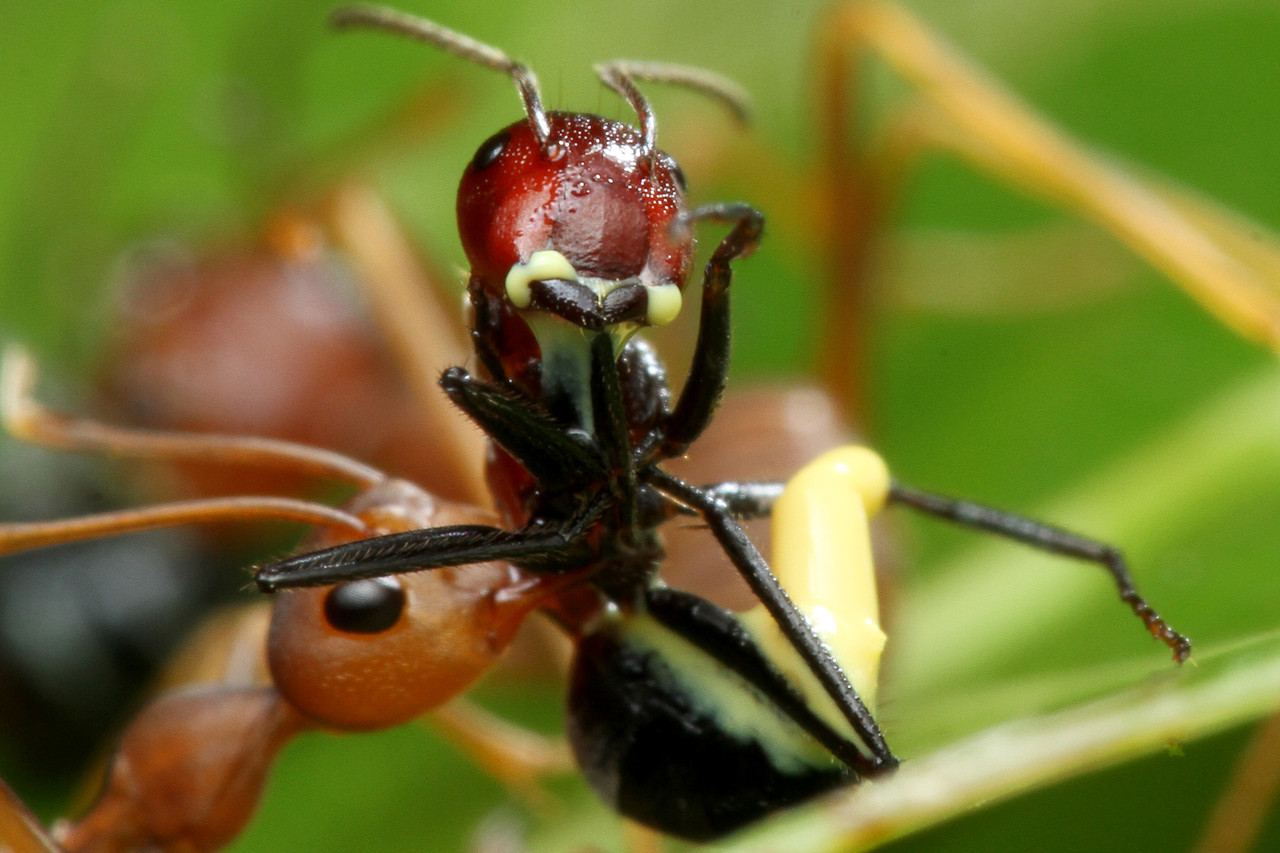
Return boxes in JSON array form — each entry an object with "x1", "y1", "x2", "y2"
[{"x1": 1, "y1": 1, "x2": 1279, "y2": 851}]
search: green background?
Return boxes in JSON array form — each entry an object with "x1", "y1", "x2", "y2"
[{"x1": 1, "y1": 1, "x2": 1279, "y2": 851}]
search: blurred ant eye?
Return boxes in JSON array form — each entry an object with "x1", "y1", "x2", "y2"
[
  {"x1": 670, "y1": 162, "x2": 687, "y2": 192},
  {"x1": 323, "y1": 577, "x2": 406, "y2": 634},
  {"x1": 471, "y1": 129, "x2": 510, "y2": 171}
]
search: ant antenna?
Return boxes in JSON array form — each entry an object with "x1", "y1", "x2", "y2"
[
  {"x1": 595, "y1": 61, "x2": 752, "y2": 163},
  {"x1": 330, "y1": 4, "x2": 553, "y2": 152}
]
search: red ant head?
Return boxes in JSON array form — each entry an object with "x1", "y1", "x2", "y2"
[
  {"x1": 457, "y1": 113, "x2": 693, "y2": 330},
  {"x1": 328, "y1": 6, "x2": 747, "y2": 352}
]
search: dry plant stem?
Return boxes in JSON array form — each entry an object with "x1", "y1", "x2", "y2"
[
  {"x1": 819, "y1": 0, "x2": 1280, "y2": 351},
  {"x1": 325, "y1": 184, "x2": 490, "y2": 506},
  {"x1": 813, "y1": 9, "x2": 885, "y2": 423},
  {"x1": 1146, "y1": 175, "x2": 1280, "y2": 287},
  {"x1": 1194, "y1": 711, "x2": 1280, "y2": 853}
]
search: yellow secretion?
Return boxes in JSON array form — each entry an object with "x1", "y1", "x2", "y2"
[
  {"x1": 747, "y1": 446, "x2": 889, "y2": 715},
  {"x1": 644, "y1": 284, "x2": 683, "y2": 326},
  {"x1": 505, "y1": 249, "x2": 578, "y2": 308}
]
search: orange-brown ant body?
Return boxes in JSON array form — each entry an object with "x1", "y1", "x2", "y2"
[{"x1": 0, "y1": 345, "x2": 567, "y2": 852}]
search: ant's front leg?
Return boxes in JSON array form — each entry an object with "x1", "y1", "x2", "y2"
[
  {"x1": 439, "y1": 366, "x2": 608, "y2": 489},
  {"x1": 255, "y1": 490, "x2": 609, "y2": 590},
  {"x1": 653, "y1": 203, "x2": 765, "y2": 459}
]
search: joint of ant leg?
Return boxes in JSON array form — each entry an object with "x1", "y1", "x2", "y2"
[{"x1": 1100, "y1": 550, "x2": 1192, "y2": 661}]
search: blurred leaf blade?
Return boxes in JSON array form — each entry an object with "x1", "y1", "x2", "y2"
[{"x1": 721, "y1": 632, "x2": 1280, "y2": 853}]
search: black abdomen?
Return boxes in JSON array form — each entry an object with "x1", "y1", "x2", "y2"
[{"x1": 567, "y1": 604, "x2": 854, "y2": 841}]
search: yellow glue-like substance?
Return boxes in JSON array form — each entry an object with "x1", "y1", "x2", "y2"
[{"x1": 742, "y1": 446, "x2": 888, "y2": 725}]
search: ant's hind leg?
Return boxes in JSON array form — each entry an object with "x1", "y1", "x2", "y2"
[{"x1": 887, "y1": 481, "x2": 1191, "y2": 662}]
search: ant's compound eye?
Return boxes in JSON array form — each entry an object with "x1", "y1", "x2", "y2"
[
  {"x1": 323, "y1": 577, "x2": 406, "y2": 634},
  {"x1": 670, "y1": 161, "x2": 688, "y2": 193},
  {"x1": 471, "y1": 129, "x2": 511, "y2": 171}
]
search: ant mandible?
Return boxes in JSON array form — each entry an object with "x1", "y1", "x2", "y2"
[{"x1": 251, "y1": 4, "x2": 1191, "y2": 841}]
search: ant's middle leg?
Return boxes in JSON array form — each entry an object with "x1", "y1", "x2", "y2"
[{"x1": 643, "y1": 465, "x2": 896, "y2": 775}]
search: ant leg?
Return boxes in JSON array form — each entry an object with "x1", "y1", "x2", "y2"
[
  {"x1": 818, "y1": 1, "x2": 1280, "y2": 351},
  {"x1": 256, "y1": 490, "x2": 609, "y2": 590},
  {"x1": 0, "y1": 777, "x2": 61, "y2": 853},
  {"x1": 656, "y1": 203, "x2": 764, "y2": 458},
  {"x1": 682, "y1": 480, "x2": 784, "y2": 520},
  {"x1": 643, "y1": 467, "x2": 895, "y2": 774},
  {"x1": 887, "y1": 482, "x2": 1191, "y2": 662},
  {"x1": 466, "y1": 281, "x2": 516, "y2": 387},
  {"x1": 439, "y1": 366, "x2": 608, "y2": 486},
  {"x1": 2, "y1": 344, "x2": 382, "y2": 488},
  {"x1": 659, "y1": 387, "x2": 855, "y2": 607},
  {"x1": 428, "y1": 699, "x2": 572, "y2": 795},
  {"x1": 649, "y1": 479, "x2": 783, "y2": 526},
  {"x1": 644, "y1": 586, "x2": 880, "y2": 774}
]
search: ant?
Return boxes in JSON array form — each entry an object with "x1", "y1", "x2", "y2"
[
  {"x1": 0, "y1": 5, "x2": 1195, "y2": 848},
  {"x1": 0, "y1": 343, "x2": 570, "y2": 853},
  {"x1": 253, "y1": 3, "x2": 1189, "y2": 841}
]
